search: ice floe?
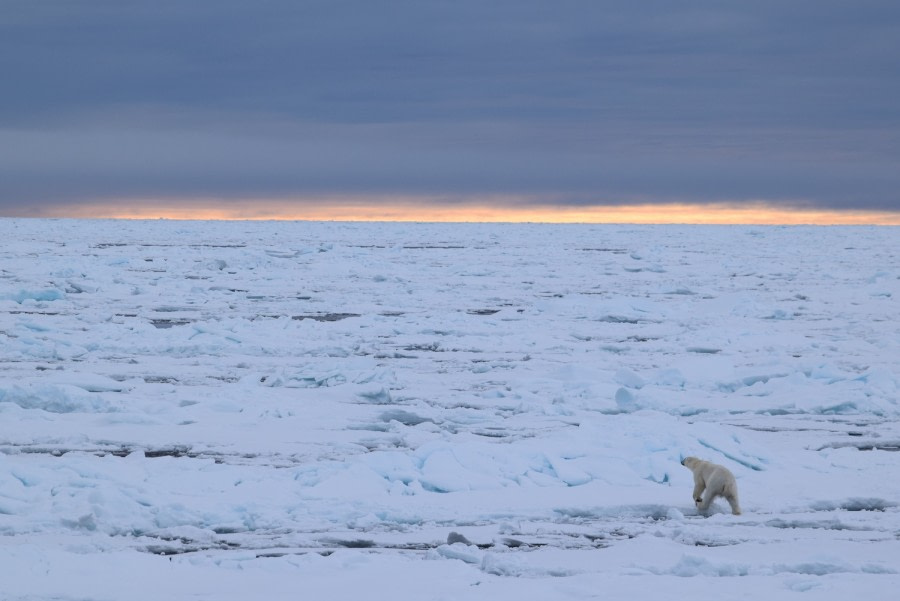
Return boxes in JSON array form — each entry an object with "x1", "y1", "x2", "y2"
[{"x1": 0, "y1": 220, "x2": 898, "y2": 600}]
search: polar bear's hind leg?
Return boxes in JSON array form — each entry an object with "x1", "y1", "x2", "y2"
[{"x1": 724, "y1": 481, "x2": 742, "y2": 515}]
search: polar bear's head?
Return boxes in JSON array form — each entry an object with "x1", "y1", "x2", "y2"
[{"x1": 681, "y1": 456, "x2": 701, "y2": 469}]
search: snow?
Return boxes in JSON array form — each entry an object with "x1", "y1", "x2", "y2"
[{"x1": 1, "y1": 219, "x2": 898, "y2": 600}]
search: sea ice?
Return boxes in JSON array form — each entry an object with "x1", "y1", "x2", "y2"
[{"x1": 0, "y1": 220, "x2": 898, "y2": 600}]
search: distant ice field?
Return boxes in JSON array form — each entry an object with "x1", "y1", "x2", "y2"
[{"x1": 1, "y1": 220, "x2": 898, "y2": 600}]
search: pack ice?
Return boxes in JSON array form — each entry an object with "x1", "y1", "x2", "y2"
[{"x1": 1, "y1": 219, "x2": 898, "y2": 600}]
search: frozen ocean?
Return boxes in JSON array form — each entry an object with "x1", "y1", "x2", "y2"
[{"x1": 1, "y1": 219, "x2": 898, "y2": 600}]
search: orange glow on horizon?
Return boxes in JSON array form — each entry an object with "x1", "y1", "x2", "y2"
[{"x1": 9, "y1": 199, "x2": 900, "y2": 225}]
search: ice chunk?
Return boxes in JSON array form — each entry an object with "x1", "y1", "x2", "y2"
[
  {"x1": 667, "y1": 555, "x2": 750, "y2": 577},
  {"x1": 0, "y1": 383, "x2": 115, "y2": 413},
  {"x1": 615, "y1": 369, "x2": 645, "y2": 389},
  {"x1": 615, "y1": 387, "x2": 637, "y2": 410},
  {"x1": 428, "y1": 543, "x2": 483, "y2": 565},
  {"x1": 446, "y1": 531, "x2": 472, "y2": 545},
  {"x1": 2, "y1": 288, "x2": 65, "y2": 304}
]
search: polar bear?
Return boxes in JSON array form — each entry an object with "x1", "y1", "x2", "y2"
[{"x1": 681, "y1": 456, "x2": 741, "y2": 515}]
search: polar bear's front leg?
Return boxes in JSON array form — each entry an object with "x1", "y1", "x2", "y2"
[
  {"x1": 696, "y1": 490, "x2": 715, "y2": 512},
  {"x1": 692, "y1": 474, "x2": 706, "y2": 504}
]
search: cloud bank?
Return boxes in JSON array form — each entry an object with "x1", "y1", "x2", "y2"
[{"x1": 2, "y1": 1, "x2": 899, "y2": 216}]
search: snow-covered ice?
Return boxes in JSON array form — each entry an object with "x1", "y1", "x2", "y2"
[{"x1": 1, "y1": 219, "x2": 898, "y2": 600}]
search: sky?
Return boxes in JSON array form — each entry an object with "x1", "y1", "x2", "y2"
[{"x1": 2, "y1": 0, "x2": 900, "y2": 222}]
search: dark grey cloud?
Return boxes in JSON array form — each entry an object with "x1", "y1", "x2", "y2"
[{"x1": 2, "y1": 0, "x2": 899, "y2": 212}]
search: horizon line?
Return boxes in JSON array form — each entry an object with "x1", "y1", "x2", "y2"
[{"x1": 4, "y1": 199, "x2": 900, "y2": 225}]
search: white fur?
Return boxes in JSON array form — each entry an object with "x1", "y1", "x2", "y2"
[{"x1": 681, "y1": 456, "x2": 741, "y2": 515}]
